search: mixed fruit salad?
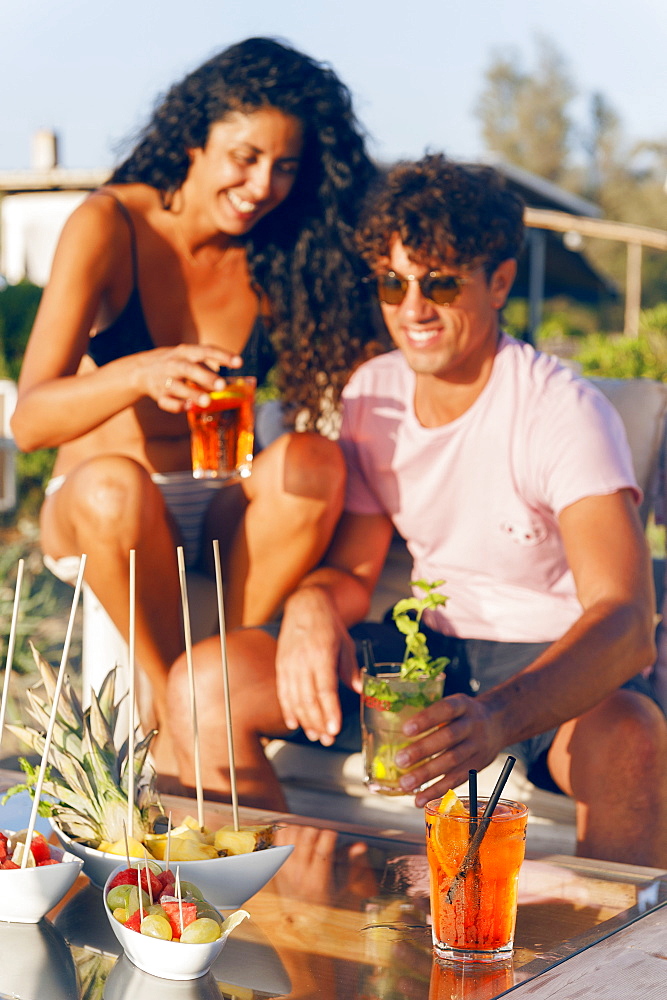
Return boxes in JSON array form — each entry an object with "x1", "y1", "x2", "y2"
[
  {"x1": 106, "y1": 862, "x2": 248, "y2": 943},
  {"x1": 0, "y1": 828, "x2": 61, "y2": 869}
]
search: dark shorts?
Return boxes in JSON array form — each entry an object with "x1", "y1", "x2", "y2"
[{"x1": 259, "y1": 616, "x2": 660, "y2": 795}]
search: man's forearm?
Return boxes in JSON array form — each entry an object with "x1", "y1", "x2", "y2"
[
  {"x1": 482, "y1": 598, "x2": 656, "y2": 746},
  {"x1": 289, "y1": 565, "x2": 372, "y2": 629}
]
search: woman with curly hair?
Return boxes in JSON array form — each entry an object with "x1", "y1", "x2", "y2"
[{"x1": 11, "y1": 37, "x2": 378, "y2": 774}]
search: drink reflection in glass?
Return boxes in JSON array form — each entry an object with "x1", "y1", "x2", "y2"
[{"x1": 188, "y1": 375, "x2": 256, "y2": 480}]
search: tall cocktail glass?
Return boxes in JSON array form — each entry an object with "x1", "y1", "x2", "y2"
[
  {"x1": 361, "y1": 662, "x2": 444, "y2": 795},
  {"x1": 425, "y1": 796, "x2": 528, "y2": 962},
  {"x1": 187, "y1": 375, "x2": 256, "y2": 480}
]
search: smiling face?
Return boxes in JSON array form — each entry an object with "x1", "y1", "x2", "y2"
[
  {"x1": 378, "y1": 237, "x2": 516, "y2": 385},
  {"x1": 184, "y1": 108, "x2": 304, "y2": 235}
]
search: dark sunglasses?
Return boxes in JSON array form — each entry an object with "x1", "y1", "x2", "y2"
[{"x1": 372, "y1": 270, "x2": 470, "y2": 306}]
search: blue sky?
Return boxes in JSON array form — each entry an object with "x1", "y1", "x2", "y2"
[{"x1": 2, "y1": 0, "x2": 666, "y2": 172}]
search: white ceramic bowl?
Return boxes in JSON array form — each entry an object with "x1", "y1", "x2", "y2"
[
  {"x1": 51, "y1": 821, "x2": 293, "y2": 909},
  {"x1": 103, "y1": 865, "x2": 246, "y2": 981},
  {"x1": 0, "y1": 833, "x2": 83, "y2": 923}
]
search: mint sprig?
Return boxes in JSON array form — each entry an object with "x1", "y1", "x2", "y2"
[{"x1": 392, "y1": 579, "x2": 449, "y2": 681}]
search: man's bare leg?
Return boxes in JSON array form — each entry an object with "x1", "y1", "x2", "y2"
[
  {"x1": 167, "y1": 630, "x2": 289, "y2": 811},
  {"x1": 548, "y1": 688, "x2": 667, "y2": 867}
]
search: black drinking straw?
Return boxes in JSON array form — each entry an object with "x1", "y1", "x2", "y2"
[
  {"x1": 446, "y1": 755, "x2": 517, "y2": 903},
  {"x1": 468, "y1": 769, "x2": 478, "y2": 839},
  {"x1": 361, "y1": 639, "x2": 376, "y2": 673}
]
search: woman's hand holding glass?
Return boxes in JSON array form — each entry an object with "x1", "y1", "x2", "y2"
[{"x1": 135, "y1": 342, "x2": 243, "y2": 413}]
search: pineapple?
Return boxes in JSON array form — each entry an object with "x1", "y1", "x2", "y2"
[{"x1": 2, "y1": 643, "x2": 162, "y2": 847}]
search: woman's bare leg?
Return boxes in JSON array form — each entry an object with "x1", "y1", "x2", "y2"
[
  {"x1": 167, "y1": 630, "x2": 289, "y2": 811},
  {"x1": 40, "y1": 455, "x2": 184, "y2": 777},
  {"x1": 204, "y1": 432, "x2": 346, "y2": 628}
]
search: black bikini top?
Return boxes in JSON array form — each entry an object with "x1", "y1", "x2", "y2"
[{"x1": 86, "y1": 189, "x2": 276, "y2": 384}]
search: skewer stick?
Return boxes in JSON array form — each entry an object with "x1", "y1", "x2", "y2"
[
  {"x1": 176, "y1": 866, "x2": 184, "y2": 936},
  {"x1": 144, "y1": 851, "x2": 153, "y2": 904},
  {"x1": 21, "y1": 555, "x2": 86, "y2": 869},
  {"x1": 0, "y1": 559, "x2": 24, "y2": 751},
  {"x1": 165, "y1": 811, "x2": 172, "y2": 873},
  {"x1": 177, "y1": 547, "x2": 204, "y2": 830},
  {"x1": 212, "y1": 539, "x2": 239, "y2": 831},
  {"x1": 127, "y1": 549, "x2": 136, "y2": 842},
  {"x1": 123, "y1": 820, "x2": 131, "y2": 869}
]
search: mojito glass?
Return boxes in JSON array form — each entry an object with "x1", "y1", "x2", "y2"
[{"x1": 361, "y1": 662, "x2": 444, "y2": 795}]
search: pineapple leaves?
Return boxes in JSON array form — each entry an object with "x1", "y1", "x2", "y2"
[{"x1": 6, "y1": 659, "x2": 162, "y2": 845}]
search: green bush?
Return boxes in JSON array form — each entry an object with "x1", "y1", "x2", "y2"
[
  {"x1": 640, "y1": 303, "x2": 667, "y2": 336},
  {"x1": 0, "y1": 282, "x2": 42, "y2": 381},
  {"x1": 573, "y1": 330, "x2": 667, "y2": 381}
]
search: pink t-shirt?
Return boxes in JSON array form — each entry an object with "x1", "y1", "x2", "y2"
[{"x1": 340, "y1": 336, "x2": 640, "y2": 643}]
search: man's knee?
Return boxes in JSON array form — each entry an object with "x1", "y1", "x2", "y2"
[
  {"x1": 282, "y1": 432, "x2": 346, "y2": 505},
  {"x1": 549, "y1": 689, "x2": 667, "y2": 784}
]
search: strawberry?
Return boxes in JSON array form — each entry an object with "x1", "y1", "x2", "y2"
[
  {"x1": 0, "y1": 832, "x2": 8, "y2": 861},
  {"x1": 0, "y1": 859, "x2": 20, "y2": 870},
  {"x1": 37, "y1": 858, "x2": 61, "y2": 866}
]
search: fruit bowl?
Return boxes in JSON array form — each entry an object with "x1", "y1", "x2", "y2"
[
  {"x1": 0, "y1": 833, "x2": 83, "y2": 923},
  {"x1": 103, "y1": 865, "x2": 247, "y2": 981},
  {"x1": 51, "y1": 821, "x2": 294, "y2": 908}
]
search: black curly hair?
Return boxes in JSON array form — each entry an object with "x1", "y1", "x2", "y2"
[
  {"x1": 110, "y1": 37, "x2": 380, "y2": 426},
  {"x1": 358, "y1": 153, "x2": 525, "y2": 279}
]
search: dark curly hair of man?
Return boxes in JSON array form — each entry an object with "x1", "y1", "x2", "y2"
[
  {"x1": 358, "y1": 153, "x2": 525, "y2": 278},
  {"x1": 110, "y1": 37, "x2": 380, "y2": 427}
]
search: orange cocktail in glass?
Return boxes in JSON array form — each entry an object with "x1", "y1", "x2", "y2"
[
  {"x1": 187, "y1": 375, "x2": 255, "y2": 480},
  {"x1": 425, "y1": 796, "x2": 527, "y2": 962}
]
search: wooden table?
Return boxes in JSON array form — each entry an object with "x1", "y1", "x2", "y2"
[{"x1": 1, "y1": 778, "x2": 666, "y2": 999}]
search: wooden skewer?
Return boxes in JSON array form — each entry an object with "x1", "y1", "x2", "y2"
[
  {"x1": 165, "y1": 811, "x2": 172, "y2": 873},
  {"x1": 144, "y1": 851, "x2": 153, "y2": 904},
  {"x1": 176, "y1": 547, "x2": 204, "y2": 831},
  {"x1": 212, "y1": 539, "x2": 239, "y2": 831},
  {"x1": 127, "y1": 549, "x2": 136, "y2": 843},
  {"x1": 0, "y1": 558, "x2": 24, "y2": 751},
  {"x1": 123, "y1": 821, "x2": 131, "y2": 869},
  {"x1": 176, "y1": 866, "x2": 184, "y2": 936},
  {"x1": 21, "y1": 555, "x2": 86, "y2": 870}
]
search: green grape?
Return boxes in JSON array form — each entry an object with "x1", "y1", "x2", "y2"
[
  {"x1": 126, "y1": 886, "x2": 151, "y2": 915},
  {"x1": 140, "y1": 914, "x2": 173, "y2": 940},
  {"x1": 180, "y1": 918, "x2": 222, "y2": 943},
  {"x1": 195, "y1": 901, "x2": 223, "y2": 925},
  {"x1": 106, "y1": 885, "x2": 134, "y2": 911},
  {"x1": 112, "y1": 907, "x2": 128, "y2": 923},
  {"x1": 130, "y1": 860, "x2": 162, "y2": 875},
  {"x1": 178, "y1": 880, "x2": 205, "y2": 901},
  {"x1": 146, "y1": 904, "x2": 167, "y2": 918}
]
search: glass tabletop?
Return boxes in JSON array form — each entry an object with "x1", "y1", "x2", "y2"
[{"x1": 1, "y1": 787, "x2": 665, "y2": 1000}]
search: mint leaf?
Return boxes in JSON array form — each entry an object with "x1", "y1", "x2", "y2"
[{"x1": 391, "y1": 580, "x2": 450, "y2": 681}]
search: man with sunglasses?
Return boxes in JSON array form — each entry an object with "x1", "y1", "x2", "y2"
[{"x1": 168, "y1": 154, "x2": 667, "y2": 866}]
